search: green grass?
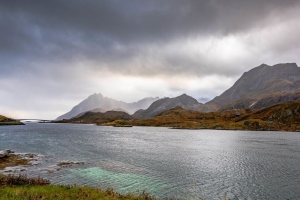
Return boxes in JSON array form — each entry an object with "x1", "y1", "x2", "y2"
[
  {"x1": 0, "y1": 185, "x2": 156, "y2": 200},
  {"x1": 0, "y1": 174, "x2": 156, "y2": 200}
]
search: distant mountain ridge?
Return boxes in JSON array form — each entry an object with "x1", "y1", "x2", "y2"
[
  {"x1": 133, "y1": 94, "x2": 210, "y2": 119},
  {"x1": 74, "y1": 107, "x2": 128, "y2": 119},
  {"x1": 56, "y1": 94, "x2": 159, "y2": 120},
  {"x1": 206, "y1": 63, "x2": 300, "y2": 111},
  {"x1": 58, "y1": 110, "x2": 134, "y2": 124}
]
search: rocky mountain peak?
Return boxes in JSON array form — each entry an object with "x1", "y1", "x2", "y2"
[{"x1": 206, "y1": 63, "x2": 300, "y2": 111}]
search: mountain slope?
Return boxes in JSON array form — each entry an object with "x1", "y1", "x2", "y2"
[
  {"x1": 58, "y1": 111, "x2": 134, "y2": 124},
  {"x1": 206, "y1": 63, "x2": 300, "y2": 111},
  {"x1": 133, "y1": 94, "x2": 210, "y2": 119},
  {"x1": 56, "y1": 94, "x2": 159, "y2": 120},
  {"x1": 129, "y1": 101, "x2": 300, "y2": 131},
  {"x1": 0, "y1": 115, "x2": 23, "y2": 125},
  {"x1": 73, "y1": 107, "x2": 106, "y2": 118},
  {"x1": 219, "y1": 90, "x2": 300, "y2": 111}
]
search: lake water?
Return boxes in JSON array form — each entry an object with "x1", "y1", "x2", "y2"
[{"x1": 1, "y1": 123, "x2": 300, "y2": 199}]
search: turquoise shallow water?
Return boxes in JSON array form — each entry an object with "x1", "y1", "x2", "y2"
[
  {"x1": 67, "y1": 167, "x2": 169, "y2": 195},
  {"x1": 1, "y1": 123, "x2": 300, "y2": 199}
]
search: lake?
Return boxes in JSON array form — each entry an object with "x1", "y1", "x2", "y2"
[{"x1": 1, "y1": 123, "x2": 300, "y2": 199}]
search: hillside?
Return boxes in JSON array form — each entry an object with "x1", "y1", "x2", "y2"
[
  {"x1": 206, "y1": 63, "x2": 300, "y2": 111},
  {"x1": 123, "y1": 101, "x2": 300, "y2": 131},
  {"x1": 219, "y1": 90, "x2": 300, "y2": 111},
  {"x1": 0, "y1": 115, "x2": 23, "y2": 125},
  {"x1": 73, "y1": 107, "x2": 128, "y2": 118},
  {"x1": 74, "y1": 107, "x2": 107, "y2": 118},
  {"x1": 57, "y1": 111, "x2": 134, "y2": 125},
  {"x1": 133, "y1": 94, "x2": 210, "y2": 119},
  {"x1": 56, "y1": 94, "x2": 159, "y2": 120}
]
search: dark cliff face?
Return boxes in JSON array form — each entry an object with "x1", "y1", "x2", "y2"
[
  {"x1": 133, "y1": 94, "x2": 210, "y2": 119},
  {"x1": 206, "y1": 63, "x2": 300, "y2": 111},
  {"x1": 56, "y1": 93, "x2": 159, "y2": 120}
]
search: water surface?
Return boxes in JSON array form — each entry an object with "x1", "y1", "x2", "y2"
[{"x1": 1, "y1": 123, "x2": 300, "y2": 199}]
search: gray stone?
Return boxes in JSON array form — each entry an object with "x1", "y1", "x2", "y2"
[{"x1": 0, "y1": 149, "x2": 13, "y2": 158}]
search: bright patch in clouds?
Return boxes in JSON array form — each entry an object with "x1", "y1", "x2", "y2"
[{"x1": 1, "y1": 0, "x2": 300, "y2": 118}]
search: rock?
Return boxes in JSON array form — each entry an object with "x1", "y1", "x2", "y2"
[{"x1": 0, "y1": 150, "x2": 13, "y2": 158}]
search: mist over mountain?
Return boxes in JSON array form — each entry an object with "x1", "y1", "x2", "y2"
[
  {"x1": 198, "y1": 98, "x2": 210, "y2": 103},
  {"x1": 56, "y1": 94, "x2": 159, "y2": 120}
]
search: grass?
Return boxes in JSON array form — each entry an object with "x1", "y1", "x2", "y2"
[
  {"x1": 0, "y1": 185, "x2": 157, "y2": 200},
  {"x1": 0, "y1": 174, "x2": 50, "y2": 187},
  {"x1": 0, "y1": 174, "x2": 157, "y2": 200}
]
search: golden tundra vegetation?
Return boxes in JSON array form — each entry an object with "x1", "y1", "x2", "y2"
[
  {"x1": 0, "y1": 115, "x2": 23, "y2": 125},
  {"x1": 106, "y1": 101, "x2": 300, "y2": 131}
]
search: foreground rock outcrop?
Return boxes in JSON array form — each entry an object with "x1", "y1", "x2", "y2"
[{"x1": 0, "y1": 150, "x2": 39, "y2": 171}]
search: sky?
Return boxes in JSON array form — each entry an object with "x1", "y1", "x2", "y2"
[{"x1": 1, "y1": 0, "x2": 300, "y2": 119}]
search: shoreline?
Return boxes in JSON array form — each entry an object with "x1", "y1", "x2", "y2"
[
  {"x1": 0, "y1": 122, "x2": 24, "y2": 126},
  {"x1": 52, "y1": 122, "x2": 300, "y2": 132},
  {"x1": 0, "y1": 150, "x2": 39, "y2": 171}
]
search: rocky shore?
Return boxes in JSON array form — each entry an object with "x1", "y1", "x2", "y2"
[{"x1": 0, "y1": 150, "x2": 39, "y2": 172}]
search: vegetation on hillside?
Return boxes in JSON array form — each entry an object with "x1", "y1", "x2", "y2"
[
  {"x1": 55, "y1": 111, "x2": 134, "y2": 125},
  {"x1": 55, "y1": 100, "x2": 300, "y2": 131},
  {"x1": 109, "y1": 101, "x2": 300, "y2": 131},
  {"x1": 0, "y1": 115, "x2": 23, "y2": 125}
]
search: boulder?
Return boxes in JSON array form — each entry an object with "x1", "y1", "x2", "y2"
[{"x1": 0, "y1": 149, "x2": 14, "y2": 158}]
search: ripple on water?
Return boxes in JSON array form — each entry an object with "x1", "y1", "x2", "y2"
[{"x1": 56, "y1": 167, "x2": 170, "y2": 198}]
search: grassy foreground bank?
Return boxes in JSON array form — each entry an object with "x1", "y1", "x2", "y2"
[{"x1": 0, "y1": 174, "x2": 156, "y2": 200}]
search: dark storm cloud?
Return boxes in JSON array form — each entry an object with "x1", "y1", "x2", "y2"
[
  {"x1": 1, "y1": 0, "x2": 299, "y2": 71},
  {"x1": 1, "y1": 0, "x2": 300, "y2": 118}
]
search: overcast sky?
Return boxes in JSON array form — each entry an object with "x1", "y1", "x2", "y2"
[{"x1": 1, "y1": 0, "x2": 300, "y2": 119}]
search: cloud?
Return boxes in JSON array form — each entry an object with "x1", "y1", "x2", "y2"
[{"x1": 1, "y1": 0, "x2": 300, "y2": 118}]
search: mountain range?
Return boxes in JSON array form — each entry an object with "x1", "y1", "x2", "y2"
[
  {"x1": 133, "y1": 94, "x2": 210, "y2": 119},
  {"x1": 56, "y1": 94, "x2": 159, "y2": 120},
  {"x1": 57, "y1": 62, "x2": 300, "y2": 122}
]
